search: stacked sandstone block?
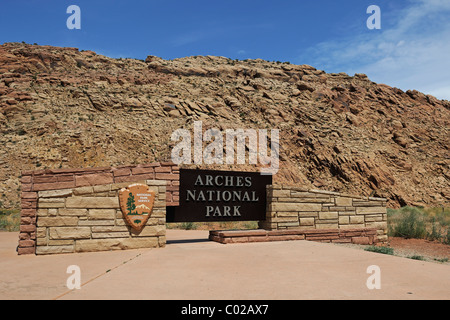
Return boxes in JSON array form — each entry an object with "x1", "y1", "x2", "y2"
[
  {"x1": 210, "y1": 228, "x2": 378, "y2": 245},
  {"x1": 19, "y1": 162, "x2": 178, "y2": 255},
  {"x1": 34, "y1": 180, "x2": 166, "y2": 255},
  {"x1": 259, "y1": 185, "x2": 388, "y2": 243}
]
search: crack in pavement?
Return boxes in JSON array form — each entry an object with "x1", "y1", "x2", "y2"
[{"x1": 52, "y1": 252, "x2": 145, "y2": 300}]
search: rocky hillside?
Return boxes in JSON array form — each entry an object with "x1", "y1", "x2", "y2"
[{"x1": 0, "y1": 42, "x2": 449, "y2": 209}]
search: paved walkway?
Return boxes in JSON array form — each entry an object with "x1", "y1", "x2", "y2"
[{"x1": 0, "y1": 230, "x2": 449, "y2": 300}]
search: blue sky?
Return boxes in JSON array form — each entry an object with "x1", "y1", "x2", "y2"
[{"x1": 1, "y1": 0, "x2": 449, "y2": 99}]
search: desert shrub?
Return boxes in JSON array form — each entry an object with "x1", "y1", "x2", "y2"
[
  {"x1": 427, "y1": 217, "x2": 442, "y2": 241},
  {"x1": 243, "y1": 221, "x2": 259, "y2": 230},
  {"x1": 444, "y1": 229, "x2": 450, "y2": 245},
  {"x1": 179, "y1": 222, "x2": 197, "y2": 230},
  {"x1": 388, "y1": 206, "x2": 449, "y2": 243},
  {"x1": 389, "y1": 207, "x2": 427, "y2": 239},
  {"x1": 408, "y1": 255, "x2": 425, "y2": 261},
  {"x1": 364, "y1": 246, "x2": 394, "y2": 255},
  {"x1": 0, "y1": 209, "x2": 20, "y2": 232}
]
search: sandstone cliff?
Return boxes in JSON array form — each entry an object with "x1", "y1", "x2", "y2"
[{"x1": 0, "y1": 42, "x2": 449, "y2": 208}]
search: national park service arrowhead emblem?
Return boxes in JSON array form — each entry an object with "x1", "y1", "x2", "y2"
[{"x1": 119, "y1": 184, "x2": 155, "y2": 231}]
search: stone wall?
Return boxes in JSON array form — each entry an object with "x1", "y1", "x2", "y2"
[
  {"x1": 259, "y1": 185, "x2": 388, "y2": 244},
  {"x1": 210, "y1": 228, "x2": 379, "y2": 245},
  {"x1": 33, "y1": 180, "x2": 166, "y2": 255},
  {"x1": 18, "y1": 162, "x2": 178, "y2": 255}
]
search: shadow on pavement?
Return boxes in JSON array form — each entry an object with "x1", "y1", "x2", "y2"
[{"x1": 166, "y1": 238, "x2": 212, "y2": 245}]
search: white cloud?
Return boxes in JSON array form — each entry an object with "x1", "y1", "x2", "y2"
[
  {"x1": 170, "y1": 30, "x2": 212, "y2": 47},
  {"x1": 298, "y1": 0, "x2": 450, "y2": 100}
]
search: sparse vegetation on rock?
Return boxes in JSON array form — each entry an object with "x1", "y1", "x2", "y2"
[{"x1": 0, "y1": 42, "x2": 449, "y2": 210}]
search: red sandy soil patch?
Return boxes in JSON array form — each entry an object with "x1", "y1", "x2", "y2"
[{"x1": 386, "y1": 237, "x2": 450, "y2": 262}]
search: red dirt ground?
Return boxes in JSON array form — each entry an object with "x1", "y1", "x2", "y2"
[{"x1": 386, "y1": 237, "x2": 450, "y2": 262}]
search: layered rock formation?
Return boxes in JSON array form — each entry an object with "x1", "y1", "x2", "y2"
[{"x1": 0, "y1": 42, "x2": 449, "y2": 209}]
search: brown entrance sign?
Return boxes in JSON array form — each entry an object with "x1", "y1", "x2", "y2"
[
  {"x1": 119, "y1": 184, "x2": 156, "y2": 231},
  {"x1": 167, "y1": 169, "x2": 272, "y2": 223}
]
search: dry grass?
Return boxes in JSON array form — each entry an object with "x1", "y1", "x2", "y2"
[
  {"x1": 387, "y1": 206, "x2": 450, "y2": 244},
  {"x1": 167, "y1": 221, "x2": 259, "y2": 231},
  {"x1": 0, "y1": 208, "x2": 20, "y2": 232}
]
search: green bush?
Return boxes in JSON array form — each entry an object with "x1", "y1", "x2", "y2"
[
  {"x1": 389, "y1": 207, "x2": 427, "y2": 239},
  {"x1": 427, "y1": 217, "x2": 442, "y2": 241},
  {"x1": 408, "y1": 255, "x2": 425, "y2": 261},
  {"x1": 388, "y1": 206, "x2": 449, "y2": 243},
  {"x1": 364, "y1": 246, "x2": 394, "y2": 255}
]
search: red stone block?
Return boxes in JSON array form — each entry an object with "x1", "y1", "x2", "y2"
[
  {"x1": 75, "y1": 166, "x2": 112, "y2": 173},
  {"x1": 302, "y1": 228, "x2": 338, "y2": 235},
  {"x1": 46, "y1": 167, "x2": 95, "y2": 174},
  {"x1": 306, "y1": 235, "x2": 340, "y2": 241},
  {"x1": 160, "y1": 161, "x2": 177, "y2": 166},
  {"x1": 21, "y1": 209, "x2": 36, "y2": 217},
  {"x1": 352, "y1": 236, "x2": 370, "y2": 245},
  {"x1": 21, "y1": 200, "x2": 37, "y2": 209},
  {"x1": 20, "y1": 217, "x2": 32, "y2": 225},
  {"x1": 22, "y1": 183, "x2": 32, "y2": 192},
  {"x1": 75, "y1": 173, "x2": 114, "y2": 187},
  {"x1": 20, "y1": 225, "x2": 36, "y2": 233},
  {"x1": 33, "y1": 175, "x2": 58, "y2": 183},
  {"x1": 21, "y1": 192, "x2": 38, "y2": 200},
  {"x1": 248, "y1": 236, "x2": 269, "y2": 242},
  {"x1": 112, "y1": 168, "x2": 131, "y2": 177},
  {"x1": 219, "y1": 230, "x2": 267, "y2": 237},
  {"x1": 19, "y1": 240, "x2": 35, "y2": 248},
  {"x1": 32, "y1": 181, "x2": 75, "y2": 191},
  {"x1": 20, "y1": 175, "x2": 32, "y2": 184},
  {"x1": 332, "y1": 238, "x2": 352, "y2": 243},
  {"x1": 114, "y1": 175, "x2": 145, "y2": 183},
  {"x1": 19, "y1": 232, "x2": 30, "y2": 240},
  {"x1": 57, "y1": 174, "x2": 75, "y2": 182},
  {"x1": 340, "y1": 231, "x2": 364, "y2": 237},
  {"x1": 269, "y1": 235, "x2": 305, "y2": 242},
  {"x1": 209, "y1": 235, "x2": 222, "y2": 243},
  {"x1": 166, "y1": 185, "x2": 179, "y2": 192},
  {"x1": 17, "y1": 247, "x2": 35, "y2": 255},
  {"x1": 141, "y1": 162, "x2": 162, "y2": 168},
  {"x1": 130, "y1": 173, "x2": 155, "y2": 181},
  {"x1": 268, "y1": 230, "x2": 304, "y2": 236},
  {"x1": 131, "y1": 167, "x2": 154, "y2": 175},
  {"x1": 229, "y1": 237, "x2": 250, "y2": 243},
  {"x1": 154, "y1": 166, "x2": 172, "y2": 173},
  {"x1": 155, "y1": 173, "x2": 179, "y2": 181}
]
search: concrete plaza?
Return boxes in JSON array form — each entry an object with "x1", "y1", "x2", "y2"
[{"x1": 0, "y1": 230, "x2": 448, "y2": 300}]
